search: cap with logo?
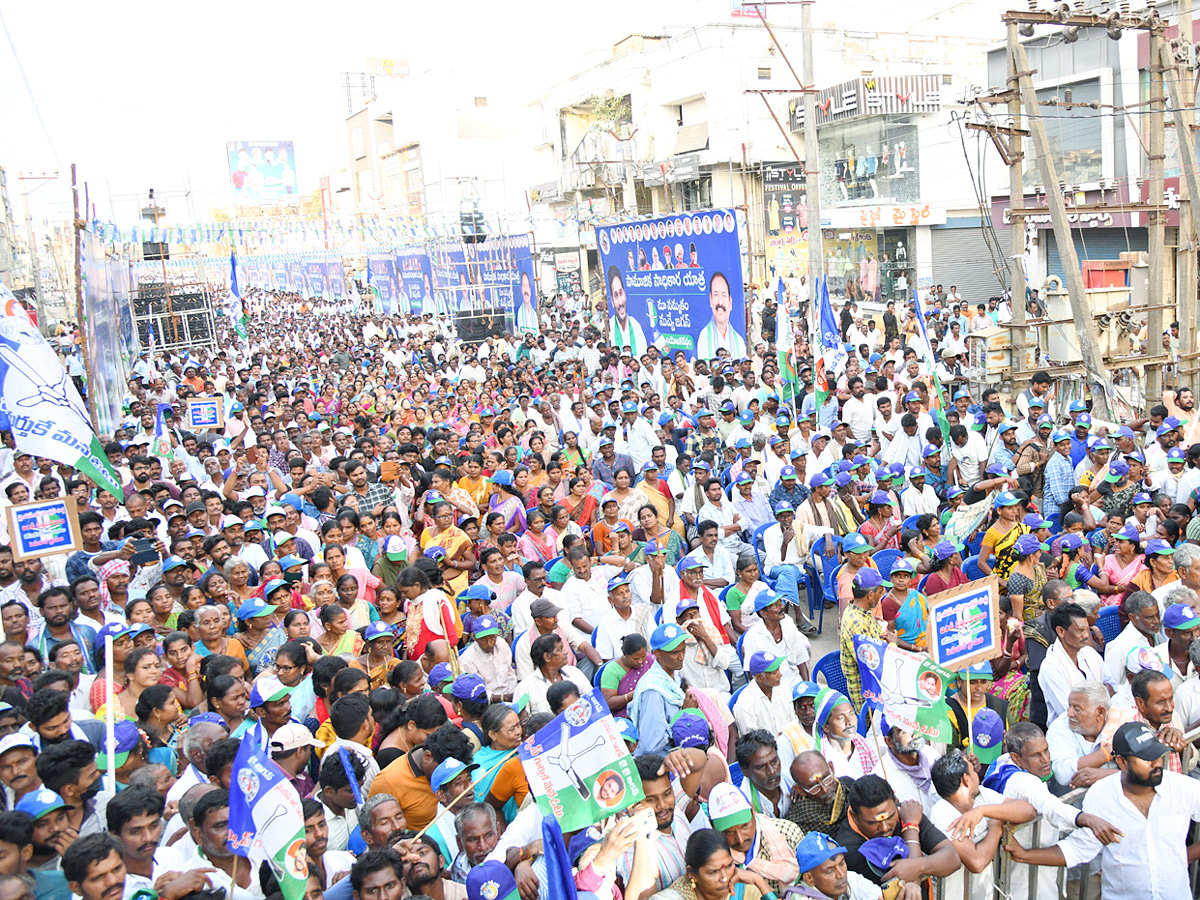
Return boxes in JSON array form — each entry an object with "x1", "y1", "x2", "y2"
[
  {"x1": 1164, "y1": 603, "x2": 1200, "y2": 630},
  {"x1": 651, "y1": 623, "x2": 688, "y2": 652},
  {"x1": 97, "y1": 720, "x2": 142, "y2": 771},
  {"x1": 795, "y1": 832, "x2": 849, "y2": 874},
  {"x1": 1112, "y1": 721, "x2": 1172, "y2": 761},
  {"x1": 748, "y1": 651, "x2": 785, "y2": 677},
  {"x1": 707, "y1": 782, "x2": 753, "y2": 831},
  {"x1": 970, "y1": 708, "x2": 1005, "y2": 764}
]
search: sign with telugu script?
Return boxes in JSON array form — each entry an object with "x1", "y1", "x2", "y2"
[
  {"x1": 925, "y1": 575, "x2": 1001, "y2": 672},
  {"x1": 6, "y1": 496, "x2": 82, "y2": 562}
]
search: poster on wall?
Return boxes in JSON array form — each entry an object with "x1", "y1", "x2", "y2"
[
  {"x1": 471, "y1": 235, "x2": 538, "y2": 334},
  {"x1": 304, "y1": 261, "x2": 329, "y2": 300},
  {"x1": 763, "y1": 162, "x2": 809, "y2": 283},
  {"x1": 367, "y1": 255, "x2": 398, "y2": 314},
  {"x1": 596, "y1": 209, "x2": 746, "y2": 360},
  {"x1": 396, "y1": 247, "x2": 433, "y2": 317},
  {"x1": 555, "y1": 250, "x2": 583, "y2": 298}
]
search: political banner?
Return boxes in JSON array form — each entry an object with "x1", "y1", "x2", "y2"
[
  {"x1": 396, "y1": 246, "x2": 434, "y2": 317},
  {"x1": 326, "y1": 261, "x2": 345, "y2": 298},
  {"x1": 272, "y1": 261, "x2": 289, "y2": 292},
  {"x1": 367, "y1": 256, "x2": 398, "y2": 315},
  {"x1": 286, "y1": 261, "x2": 305, "y2": 295},
  {"x1": 80, "y1": 230, "x2": 134, "y2": 436},
  {"x1": 942, "y1": 490, "x2": 997, "y2": 549},
  {"x1": 6, "y1": 497, "x2": 83, "y2": 562},
  {"x1": 226, "y1": 141, "x2": 298, "y2": 205},
  {"x1": 596, "y1": 209, "x2": 746, "y2": 360},
  {"x1": 853, "y1": 634, "x2": 954, "y2": 743},
  {"x1": 763, "y1": 162, "x2": 809, "y2": 282},
  {"x1": 0, "y1": 280, "x2": 123, "y2": 497},
  {"x1": 470, "y1": 235, "x2": 538, "y2": 333},
  {"x1": 304, "y1": 261, "x2": 329, "y2": 300},
  {"x1": 431, "y1": 240, "x2": 469, "y2": 317},
  {"x1": 926, "y1": 576, "x2": 1001, "y2": 672},
  {"x1": 226, "y1": 736, "x2": 307, "y2": 900},
  {"x1": 519, "y1": 688, "x2": 644, "y2": 830}
]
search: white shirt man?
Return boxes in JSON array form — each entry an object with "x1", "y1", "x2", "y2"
[
  {"x1": 732, "y1": 665, "x2": 798, "y2": 737},
  {"x1": 558, "y1": 562, "x2": 623, "y2": 630}
]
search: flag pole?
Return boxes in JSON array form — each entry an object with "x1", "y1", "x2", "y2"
[
  {"x1": 104, "y1": 634, "x2": 115, "y2": 795},
  {"x1": 965, "y1": 668, "x2": 973, "y2": 754},
  {"x1": 412, "y1": 747, "x2": 519, "y2": 841}
]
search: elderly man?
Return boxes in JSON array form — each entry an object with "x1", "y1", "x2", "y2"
[
  {"x1": 1151, "y1": 602, "x2": 1200, "y2": 684},
  {"x1": 630, "y1": 624, "x2": 689, "y2": 757},
  {"x1": 1155, "y1": 544, "x2": 1200, "y2": 612},
  {"x1": 740, "y1": 590, "x2": 811, "y2": 687},
  {"x1": 785, "y1": 750, "x2": 851, "y2": 837},
  {"x1": 734, "y1": 652, "x2": 798, "y2": 737},
  {"x1": 1046, "y1": 682, "x2": 1116, "y2": 789},
  {"x1": 707, "y1": 782, "x2": 803, "y2": 892},
  {"x1": 761, "y1": 501, "x2": 829, "y2": 631},
  {"x1": 1104, "y1": 591, "x2": 1163, "y2": 687}
]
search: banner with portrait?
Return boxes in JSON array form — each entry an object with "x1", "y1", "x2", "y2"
[
  {"x1": 431, "y1": 240, "x2": 470, "y2": 318},
  {"x1": 470, "y1": 234, "x2": 538, "y2": 334},
  {"x1": 763, "y1": 162, "x2": 809, "y2": 282},
  {"x1": 596, "y1": 209, "x2": 746, "y2": 361},
  {"x1": 367, "y1": 255, "x2": 398, "y2": 314},
  {"x1": 396, "y1": 246, "x2": 433, "y2": 317},
  {"x1": 286, "y1": 261, "x2": 305, "y2": 295}
]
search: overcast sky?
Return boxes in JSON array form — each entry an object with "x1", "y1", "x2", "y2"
[{"x1": 0, "y1": 0, "x2": 996, "y2": 224}]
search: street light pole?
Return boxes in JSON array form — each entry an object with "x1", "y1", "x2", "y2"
[{"x1": 17, "y1": 172, "x2": 56, "y2": 335}]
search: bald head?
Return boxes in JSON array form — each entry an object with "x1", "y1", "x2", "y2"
[
  {"x1": 792, "y1": 750, "x2": 837, "y2": 803},
  {"x1": 178, "y1": 783, "x2": 218, "y2": 826}
]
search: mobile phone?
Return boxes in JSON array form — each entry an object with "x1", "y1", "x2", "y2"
[{"x1": 131, "y1": 538, "x2": 159, "y2": 566}]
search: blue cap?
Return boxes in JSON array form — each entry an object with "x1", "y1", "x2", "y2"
[
  {"x1": 720, "y1": 399, "x2": 736, "y2": 412},
  {"x1": 1168, "y1": 447, "x2": 1187, "y2": 462},
  {"x1": 621, "y1": 401, "x2": 638, "y2": 414},
  {"x1": 607, "y1": 574, "x2": 631, "y2": 592},
  {"x1": 994, "y1": 490, "x2": 1021, "y2": 508},
  {"x1": 753, "y1": 590, "x2": 782, "y2": 613},
  {"x1": 1146, "y1": 538, "x2": 1176, "y2": 556},
  {"x1": 95, "y1": 623, "x2": 134, "y2": 645},
  {"x1": 998, "y1": 421, "x2": 1016, "y2": 433},
  {"x1": 249, "y1": 675, "x2": 293, "y2": 707},
  {"x1": 1028, "y1": 396, "x2": 1045, "y2": 407},
  {"x1": 1076, "y1": 413, "x2": 1093, "y2": 429},
  {"x1": 934, "y1": 540, "x2": 964, "y2": 561},
  {"x1": 429, "y1": 662, "x2": 454, "y2": 684},
  {"x1": 364, "y1": 621, "x2": 396, "y2": 641},
  {"x1": 890, "y1": 557, "x2": 916, "y2": 574},
  {"x1": 431, "y1": 757, "x2": 480, "y2": 792},
  {"x1": 734, "y1": 471, "x2": 754, "y2": 485},
  {"x1": 775, "y1": 415, "x2": 791, "y2": 427},
  {"x1": 1133, "y1": 491, "x2": 1154, "y2": 505},
  {"x1": 859, "y1": 836, "x2": 910, "y2": 876},
  {"x1": 1051, "y1": 429, "x2": 1072, "y2": 443},
  {"x1": 792, "y1": 680, "x2": 822, "y2": 700},
  {"x1": 488, "y1": 469, "x2": 514, "y2": 485},
  {"x1": 842, "y1": 533, "x2": 871, "y2": 554},
  {"x1": 953, "y1": 389, "x2": 971, "y2": 401},
  {"x1": 921, "y1": 443, "x2": 940, "y2": 458},
  {"x1": 966, "y1": 661, "x2": 994, "y2": 678},
  {"x1": 854, "y1": 568, "x2": 891, "y2": 590},
  {"x1": 97, "y1": 720, "x2": 142, "y2": 771},
  {"x1": 774, "y1": 501, "x2": 795, "y2": 515},
  {"x1": 236, "y1": 597, "x2": 277, "y2": 620},
  {"x1": 1023, "y1": 513, "x2": 1051, "y2": 529},
  {"x1": 1164, "y1": 603, "x2": 1200, "y2": 630},
  {"x1": 904, "y1": 391, "x2": 920, "y2": 403},
  {"x1": 658, "y1": 412, "x2": 674, "y2": 426},
  {"x1": 447, "y1": 674, "x2": 489, "y2": 702},
  {"x1": 795, "y1": 832, "x2": 849, "y2": 875},
  {"x1": 15, "y1": 789, "x2": 72, "y2": 820},
  {"x1": 748, "y1": 651, "x2": 785, "y2": 676},
  {"x1": 473, "y1": 615, "x2": 500, "y2": 638},
  {"x1": 868, "y1": 490, "x2": 893, "y2": 506},
  {"x1": 278, "y1": 554, "x2": 306, "y2": 569},
  {"x1": 616, "y1": 717, "x2": 639, "y2": 743},
  {"x1": 671, "y1": 712, "x2": 710, "y2": 749},
  {"x1": 1068, "y1": 400, "x2": 1088, "y2": 412},
  {"x1": 780, "y1": 465, "x2": 798, "y2": 480},
  {"x1": 651, "y1": 623, "x2": 689, "y2": 651},
  {"x1": 676, "y1": 597, "x2": 700, "y2": 618},
  {"x1": 739, "y1": 411, "x2": 754, "y2": 423},
  {"x1": 1060, "y1": 533, "x2": 1085, "y2": 551},
  {"x1": 1037, "y1": 414, "x2": 1054, "y2": 428},
  {"x1": 1115, "y1": 426, "x2": 1137, "y2": 439},
  {"x1": 162, "y1": 555, "x2": 187, "y2": 572},
  {"x1": 735, "y1": 438, "x2": 752, "y2": 449}
]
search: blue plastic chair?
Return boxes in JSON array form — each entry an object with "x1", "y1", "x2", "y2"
[
  {"x1": 963, "y1": 554, "x2": 986, "y2": 582},
  {"x1": 814, "y1": 650, "x2": 849, "y2": 697},
  {"x1": 871, "y1": 549, "x2": 904, "y2": 580},
  {"x1": 917, "y1": 573, "x2": 931, "y2": 593},
  {"x1": 1097, "y1": 605, "x2": 1121, "y2": 644},
  {"x1": 902, "y1": 514, "x2": 921, "y2": 531},
  {"x1": 592, "y1": 660, "x2": 610, "y2": 690},
  {"x1": 809, "y1": 535, "x2": 840, "y2": 634},
  {"x1": 965, "y1": 532, "x2": 985, "y2": 559},
  {"x1": 736, "y1": 631, "x2": 748, "y2": 663},
  {"x1": 857, "y1": 703, "x2": 873, "y2": 735},
  {"x1": 728, "y1": 683, "x2": 748, "y2": 713},
  {"x1": 752, "y1": 523, "x2": 779, "y2": 590},
  {"x1": 728, "y1": 760, "x2": 744, "y2": 787},
  {"x1": 824, "y1": 564, "x2": 842, "y2": 618}
]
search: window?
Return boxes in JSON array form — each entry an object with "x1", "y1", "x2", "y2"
[
  {"x1": 758, "y1": 67, "x2": 772, "y2": 80},
  {"x1": 817, "y1": 117, "x2": 921, "y2": 208},
  {"x1": 681, "y1": 177, "x2": 713, "y2": 211}
]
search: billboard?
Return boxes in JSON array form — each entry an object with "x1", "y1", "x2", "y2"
[
  {"x1": 80, "y1": 231, "x2": 138, "y2": 435},
  {"x1": 367, "y1": 255, "x2": 398, "y2": 314},
  {"x1": 304, "y1": 261, "x2": 329, "y2": 300},
  {"x1": 286, "y1": 261, "x2": 305, "y2": 295},
  {"x1": 471, "y1": 235, "x2": 538, "y2": 334},
  {"x1": 226, "y1": 141, "x2": 298, "y2": 204},
  {"x1": 763, "y1": 162, "x2": 809, "y2": 282},
  {"x1": 397, "y1": 247, "x2": 434, "y2": 317},
  {"x1": 596, "y1": 209, "x2": 745, "y2": 360},
  {"x1": 431, "y1": 240, "x2": 470, "y2": 317}
]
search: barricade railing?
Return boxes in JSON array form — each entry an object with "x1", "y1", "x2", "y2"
[{"x1": 932, "y1": 722, "x2": 1200, "y2": 900}]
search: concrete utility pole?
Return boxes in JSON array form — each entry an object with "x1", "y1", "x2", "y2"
[
  {"x1": 1163, "y1": 38, "x2": 1200, "y2": 394},
  {"x1": 1172, "y1": 6, "x2": 1197, "y2": 392},
  {"x1": 1009, "y1": 36, "x2": 1113, "y2": 420},
  {"x1": 1007, "y1": 21, "x2": 1026, "y2": 370},
  {"x1": 801, "y1": 1, "x2": 823, "y2": 305},
  {"x1": 1147, "y1": 25, "x2": 1167, "y2": 400}
]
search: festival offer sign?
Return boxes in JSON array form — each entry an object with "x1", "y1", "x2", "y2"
[
  {"x1": 396, "y1": 246, "x2": 434, "y2": 317},
  {"x1": 763, "y1": 162, "x2": 809, "y2": 282},
  {"x1": 7, "y1": 497, "x2": 83, "y2": 562},
  {"x1": 596, "y1": 209, "x2": 746, "y2": 360},
  {"x1": 519, "y1": 689, "x2": 644, "y2": 830},
  {"x1": 926, "y1": 576, "x2": 1001, "y2": 672}
]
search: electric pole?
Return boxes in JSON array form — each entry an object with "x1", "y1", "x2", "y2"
[{"x1": 17, "y1": 172, "x2": 57, "y2": 335}]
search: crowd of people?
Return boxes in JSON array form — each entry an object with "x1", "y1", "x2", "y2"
[{"x1": 2, "y1": 283, "x2": 1197, "y2": 900}]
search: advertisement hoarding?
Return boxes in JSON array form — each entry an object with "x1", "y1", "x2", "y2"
[
  {"x1": 763, "y1": 162, "x2": 809, "y2": 282},
  {"x1": 396, "y1": 247, "x2": 434, "y2": 317},
  {"x1": 226, "y1": 141, "x2": 298, "y2": 204},
  {"x1": 596, "y1": 209, "x2": 746, "y2": 359}
]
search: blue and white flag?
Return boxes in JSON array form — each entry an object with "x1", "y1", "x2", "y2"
[
  {"x1": 153, "y1": 402, "x2": 173, "y2": 461},
  {"x1": 227, "y1": 736, "x2": 307, "y2": 900},
  {"x1": 226, "y1": 254, "x2": 248, "y2": 340}
]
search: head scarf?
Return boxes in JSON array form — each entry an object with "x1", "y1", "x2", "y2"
[
  {"x1": 812, "y1": 687, "x2": 852, "y2": 745},
  {"x1": 97, "y1": 559, "x2": 131, "y2": 612}
]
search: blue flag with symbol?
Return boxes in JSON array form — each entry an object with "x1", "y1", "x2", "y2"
[{"x1": 227, "y1": 735, "x2": 307, "y2": 900}]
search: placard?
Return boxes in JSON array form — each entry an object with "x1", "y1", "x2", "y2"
[
  {"x1": 185, "y1": 397, "x2": 225, "y2": 431},
  {"x1": 6, "y1": 496, "x2": 83, "y2": 562},
  {"x1": 925, "y1": 575, "x2": 1001, "y2": 671}
]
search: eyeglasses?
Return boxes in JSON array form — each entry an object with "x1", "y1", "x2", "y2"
[{"x1": 799, "y1": 773, "x2": 837, "y2": 797}]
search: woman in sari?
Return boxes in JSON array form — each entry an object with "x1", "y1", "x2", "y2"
[
  {"x1": 990, "y1": 595, "x2": 1030, "y2": 725},
  {"x1": 1099, "y1": 523, "x2": 1146, "y2": 598},
  {"x1": 234, "y1": 583, "x2": 290, "y2": 675},
  {"x1": 636, "y1": 504, "x2": 685, "y2": 565},
  {"x1": 924, "y1": 541, "x2": 969, "y2": 596},
  {"x1": 607, "y1": 469, "x2": 644, "y2": 525},
  {"x1": 516, "y1": 509, "x2": 556, "y2": 564},
  {"x1": 473, "y1": 703, "x2": 530, "y2": 824},
  {"x1": 323, "y1": 544, "x2": 382, "y2": 607},
  {"x1": 608, "y1": 523, "x2": 645, "y2": 571},
  {"x1": 399, "y1": 563, "x2": 463, "y2": 660},
  {"x1": 656, "y1": 830, "x2": 771, "y2": 900},
  {"x1": 979, "y1": 491, "x2": 1028, "y2": 581},
  {"x1": 561, "y1": 476, "x2": 598, "y2": 528},
  {"x1": 316, "y1": 605, "x2": 364, "y2": 657},
  {"x1": 859, "y1": 491, "x2": 902, "y2": 551},
  {"x1": 223, "y1": 557, "x2": 256, "y2": 603},
  {"x1": 1004, "y1": 534, "x2": 1048, "y2": 625},
  {"x1": 487, "y1": 471, "x2": 527, "y2": 535},
  {"x1": 420, "y1": 502, "x2": 475, "y2": 593},
  {"x1": 560, "y1": 432, "x2": 589, "y2": 472},
  {"x1": 374, "y1": 586, "x2": 406, "y2": 631},
  {"x1": 880, "y1": 558, "x2": 927, "y2": 650},
  {"x1": 545, "y1": 504, "x2": 583, "y2": 554},
  {"x1": 598, "y1": 633, "x2": 650, "y2": 717}
]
